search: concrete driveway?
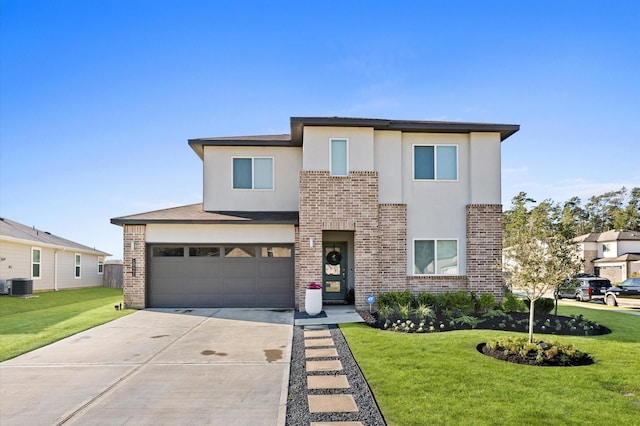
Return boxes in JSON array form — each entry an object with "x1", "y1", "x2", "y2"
[{"x1": 0, "y1": 308, "x2": 293, "y2": 426}]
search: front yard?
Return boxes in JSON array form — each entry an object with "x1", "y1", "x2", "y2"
[
  {"x1": 0, "y1": 288, "x2": 131, "y2": 361},
  {"x1": 341, "y1": 305, "x2": 640, "y2": 425}
]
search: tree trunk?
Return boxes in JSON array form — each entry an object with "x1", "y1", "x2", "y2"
[{"x1": 528, "y1": 299, "x2": 536, "y2": 343}]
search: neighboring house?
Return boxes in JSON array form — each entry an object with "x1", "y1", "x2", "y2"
[
  {"x1": 111, "y1": 116, "x2": 519, "y2": 310},
  {"x1": 0, "y1": 217, "x2": 111, "y2": 292},
  {"x1": 574, "y1": 230, "x2": 640, "y2": 282}
]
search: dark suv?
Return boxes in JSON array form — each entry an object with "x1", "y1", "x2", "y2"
[
  {"x1": 557, "y1": 276, "x2": 612, "y2": 302},
  {"x1": 604, "y1": 277, "x2": 640, "y2": 308}
]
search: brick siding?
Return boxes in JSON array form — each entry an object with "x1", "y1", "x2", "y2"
[
  {"x1": 466, "y1": 204, "x2": 503, "y2": 301},
  {"x1": 123, "y1": 224, "x2": 146, "y2": 308}
]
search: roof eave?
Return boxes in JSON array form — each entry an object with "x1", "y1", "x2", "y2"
[{"x1": 290, "y1": 116, "x2": 520, "y2": 143}]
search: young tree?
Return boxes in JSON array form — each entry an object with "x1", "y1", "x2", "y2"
[{"x1": 503, "y1": 217, "x2": 582, "y2": 343}]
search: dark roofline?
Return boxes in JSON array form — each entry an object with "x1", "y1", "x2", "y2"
[
  {"x1": 188, "y1": 116, "x2": 520, "y2": 159},
  {"x1": 290, "y1": 116, "x2": 520, "y2": 143},
  {"x1": 110, "y1": 204, "x2": 299, "y2": 226},
  {"x1": 188, "y1": 134, "x2": 294, "y2": 159}
]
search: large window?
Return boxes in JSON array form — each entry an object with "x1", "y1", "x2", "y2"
[
  {"x1": 32, "y1": 248, "x2": 41, "y2": 279},
  {"x1": 75, "y1": 254, "x2": 81, "y2": 278},
  {"x1": 232, "y1": 157, "x2": 273, "y2": 189},
  {"x1": 414, "y1": 145, "x2": 458, "y2": 180},
  {"x1": 414, "y1": 239, "x2": 458, "y2": 275},
  {"x1": 330, "y1": 138, "x2": 348, "y2": 176}
]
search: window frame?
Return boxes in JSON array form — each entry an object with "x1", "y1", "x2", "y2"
[
  {"x1": 97, "y1": 257, "x2": 104, "y2": 274},
  {"x1": 413, "y1": 144, "x2": 459, "y2": 181},
  {"x1": 31, "y1": 247, "x2": 42, "y2": 280},
  {"x1": 329, "y1": 138, "x2": 349, "y2": 176},
  {"x1": 412, "y1": 238, "x2": 459, "y2": 276},
  {"x1": 74, "y1": 253, "x2": 81, "y2": 279},
  {"x1": 231, "y1": 156, "x2": 274, "y2": 190}
]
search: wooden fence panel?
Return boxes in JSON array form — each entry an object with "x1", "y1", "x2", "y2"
[{"x1": 103, "y1": 263, "x2": 123, "y2": 288}]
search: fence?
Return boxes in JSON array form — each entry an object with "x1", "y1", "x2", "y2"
[{"x1": 103, "y1": 263, "x2": 123, "y2": 288}]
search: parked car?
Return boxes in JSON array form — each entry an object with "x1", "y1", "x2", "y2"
[
  {"x1": 604, "y1": 277, "x2": 640, "y2": 308},
  {"x1": 556, "y1": 276, "x2": 612, "y2": 302}
]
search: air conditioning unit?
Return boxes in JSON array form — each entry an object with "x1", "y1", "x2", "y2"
[{"x1": 0, "y1": 280, "x2": 9, "y2": 295}]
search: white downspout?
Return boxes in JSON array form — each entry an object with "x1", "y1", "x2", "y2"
[{"x1": 54, "y1": 250, "x2": 58, "y2": 291}]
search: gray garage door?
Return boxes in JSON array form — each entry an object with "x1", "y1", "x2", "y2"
[{"x1": 147, "y1": 245, "x2": 294, "y2": 308}]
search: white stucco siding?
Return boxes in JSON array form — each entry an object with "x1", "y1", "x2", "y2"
[
  {"x1": 618, "y1": 240, "x2": 640, "y2": 255},
  {"x1": 374, "y1": 130, "x2": 403, "y2": 203},
  {"x1": 401, "y1": 133, "x2": 470, "y2": 276},
  {"x1": 202, "y1": 146, "x2": 301, "y2": 211},
  {"x1": 469, "y1": 132, "x2": 502, "y2": 204},
  {"x1": 302, "y1": 126, "x2": 375, "y2": 172},
  {"x1": 146, "y1": 224, "x2": 296, "y2": 244}
]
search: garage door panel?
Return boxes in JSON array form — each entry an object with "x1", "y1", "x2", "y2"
[{"x1": 148, "y1": 244, "x2": 293, "y2": 308}]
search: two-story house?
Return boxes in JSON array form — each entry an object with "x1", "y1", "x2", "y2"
[
  {"x1": 574, "y1": 229, "x2": 640, "y2": 282},
  {"x1": 111, "y1": 117, "x2": 519, "y2": 310}
]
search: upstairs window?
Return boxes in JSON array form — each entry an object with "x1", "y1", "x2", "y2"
[
  {"x1": 32, "y1": 248, "x2": 41, "y2": 279},
  {"x1": 330, "y1": 139, "x2": 348, "y2": 176},
  {"x1": 233, "y1": 157, "x2": 273, "y2": 189},
  {"x1": 75, "y1": 254, "x2": 81, "y2": 278},
  {"x1": 414, "y1": 145, "x2": 458, "y2": 180}
]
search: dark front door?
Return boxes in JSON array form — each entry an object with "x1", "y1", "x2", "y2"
[{"x1": 322, "y1": 242, "x2": 347, "y2": 301}]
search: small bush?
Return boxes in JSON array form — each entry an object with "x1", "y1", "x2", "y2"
[
  {"x1": 502, "y1": 293, "x2": 527, "y2": 312},
  {"x1": 417, "y1": 292, "x2": 438, "y2": 307},
  {"x1": 378, "y1": 291, "x2": 415, "y2": 309},
  {"x1": 436, "y1": 291, "x2": 475, "y2": 315},
  {"x1": 475, "y1": 293, "x2": 497, "y2": 313},
  {"x1": 525, "y1": 298, "x2": 555, "y2": 315}
]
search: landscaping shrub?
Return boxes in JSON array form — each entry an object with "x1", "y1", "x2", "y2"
[
  {"x1": 502, "y1": 292, "x2": 527, "y2": 312},
  {"x1": 436, "y1": 291, "x2": 475, "y2": 315},
  {"x1": 482, "y1": 335, "x2": 593, "y2": 366},
  {"x1": 525, "y1": 297, "x2": 555, "y2": 314},
  {"x1": 377, "y1": 291, "x2": 415, "y2": 309},
  {"x1": 475, "y1": 293, "x2": 497, "y2": 313},
  {"x1": 417, "y1": 292, "x2": 437, "y2": 307}
]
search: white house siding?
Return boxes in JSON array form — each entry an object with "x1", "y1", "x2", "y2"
[
  {"x1": 146, "y1": 224, "x2": 296, "y2": 244},
  {"x1": 202, "y1": 145, "x2": 302, "y2": 212},
  {"x1": 0, "y1": 241, "x2": 32, "y2": 284},
  {"x1": 302, "y1": 126, "x2": 375, "y2": 172},
  {"x1": 0, "y1": 240, "x2": 104, "y2": 291},
  {"x1": 468, "y1": 132, "x2": 502, "y2": 204},
  {"x1": 618, "y1": 240, "x2": 640, "y2": 255},
  {"x1": 374, "y1": 130, "x2": 403, "y2": 204}
]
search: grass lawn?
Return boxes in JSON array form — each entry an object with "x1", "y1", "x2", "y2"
[
  {"x1": 341, "y1": 305, "x2": 640, "y2": 425},
  {"x1": 0, "y1": 287, "x2": 132, "y2": 361}
]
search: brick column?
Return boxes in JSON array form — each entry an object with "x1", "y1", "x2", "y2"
[
  {"x1": 466, "y1": 204, "x2": 503, "y2": 300},
  {"x1": 123, "y1": 224, "x2": 146, "y2": 308}
]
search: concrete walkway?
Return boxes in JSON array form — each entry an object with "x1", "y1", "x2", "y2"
[
  {"x1": 294, "y1": 305, "x2": 366, "y2": 326},
  {"x1": 0, "y1": 308, "x2": 293, "y2": 426}
]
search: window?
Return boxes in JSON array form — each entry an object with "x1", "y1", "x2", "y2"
[
  {"x1": 232, "y1": 157, "x2": 273, "y2": 189},
  {"x1": 224, "y1": 247, "x2": 256, "y2": 257},
  {"x1": 32, "y1": 248, "x2": 41, "y2": 279},
  {"x1": 414, "y1": 145, "x2": 458, "y2": 180},
  {"x1": 189, "y1": 247, "x2": 220, "y2": 257},
  {"x1": 75, "y1": 254, "x2": 81, "y2": 278},
  {"x1": 152, "y1": 247, "x2": 185, "y2": 257},
  {"x1": 98, "y1": 257, "x2": 104, "y2": 274},
  {"x1": 414, "y1": 239, "x2": 458, "y2": 275},
  {"x1": 261, "y1": 246, "x2": 292, "y2": 257},
  {"x1": 330, "y1": 138, "x2": 348, "y2": 176}
]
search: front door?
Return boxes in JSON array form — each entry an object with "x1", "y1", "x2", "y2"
[{"x1": 322, "y1": 242, "x2": 347, "y2": 301}]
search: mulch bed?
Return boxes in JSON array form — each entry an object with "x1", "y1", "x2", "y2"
[{"x1": 359, "y1": 310, "x2": 611, "y2": 337}]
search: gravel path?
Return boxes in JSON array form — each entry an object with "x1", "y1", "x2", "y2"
[{"x1": 285, "y1": 325, "x2": 386, "y2": 425}]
